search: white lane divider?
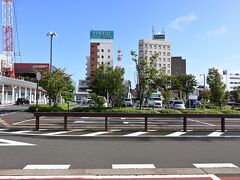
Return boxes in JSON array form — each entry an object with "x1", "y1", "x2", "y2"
[
  {"x1": 42, "y1": 129, "x2": 85, "y2": 136},
  {"x1": 11, "y1": 130, "x2": 32, "y2": 134},
  {"x1": 193, "y1": 163, "x2": 238, "y2": 168},
  {"x1": 81, "y1": 131, "x2": 109, "y2": 136},
  {"x1": 112, "y1": 164, "x2": 156, "y2": 169},
  {"x1": 207, "y1": 131, "x2": 225, "y2": 137},
  {"x1": 165, "y1": 131, "x2": 187, "y2": 137},
  {"x1": 188, "y1": 118, "x2": 215, "y2": 126},
  {"x1": 124, "y1": 131, "x2": 147, "y2": 137},
  {"x1": 23, "y1": 164, "x2": 70, "y2": 169},
  {"x1": 0, "y1": 138, "x2": 36, "y2": 146}
]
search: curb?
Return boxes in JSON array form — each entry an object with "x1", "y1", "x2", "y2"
[{"x1": 0, "y1": 168, "x2": 239, "y2": 176}]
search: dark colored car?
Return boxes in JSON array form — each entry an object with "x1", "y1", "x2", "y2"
[{"x1": 15, "y1": 98, "x2": 30, "y2": 105}]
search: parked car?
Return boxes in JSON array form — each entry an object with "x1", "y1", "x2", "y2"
[
  {"x1": 169, "y1": 100, "x2": 185, "y2": 109},
  {"x1": 148, "y1": 97, "x2": 162, "y2": 108},
  {"x1": 124, "y1": 98, "x2": 133, "y2": 107},
  {"x1": 15, "y1": 98, "x2": 30, "y2": 105}
]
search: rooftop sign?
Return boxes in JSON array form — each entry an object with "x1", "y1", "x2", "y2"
[
  {"x1": 153, "y1": 34, "x2": 165, "y2": 40},
  {"x1": 90, "y1": 30, "x2": 114, "y2": 40}
]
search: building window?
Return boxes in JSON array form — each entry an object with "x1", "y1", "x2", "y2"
[
  {"x1": 167, "y1": 52, "x2": 170, "y2": 56},
  {"x1": 167, "y1": 70, "x2": 170, "y2": 74},
  {"x1": 158, "y1": 45, "x2": 161, "y2": 49},
  {"x1": 107, "y1": 62, "x2": 110, "y2": 65},
  {"x1": 97, "y1": 49, "x2": 100, "y2": 52},
  {"x1": 159, "y1": 64, "x2": 161, "y2": 67},
  {"x1": 145, "y1": 44, "x2": 148, "y2": 49},
  {"x1": 154, "y1": 45, "x2": 157, "y2": 49},
  {"x1": 149, "y1": 51, "x2": 152, "y2": 55},
  {"x1": 163, "y1": 52, "x2": 166, "y2": 56},
  {"x1": 163, "y1": 46, "x2": 166, "y2": 50},
  {"x1": 101, "y1": 49, "x2": 104, "y2": 52},
  {"x1": 150, "y1": 45, "x2": 152, "y2": 49},
  {"x1": 108, "y1": 56, "x2": 110, "y2": 59},
  {"x1": 163, "y1": 58, "x2": 166, "y2": 62},
  {"x1": 163, "y1": 64, "x2": 166, "y2": 67},
  {"x1": 97, "y1": 55, "x2": 100, "y2": 58},
  {"x1": 167, "y1": 46, "x2": 170, "y2": 50},
  {"x1": 145, "y1": 50, "x2": 148, "y2": 54},
  {"x1": 108, "y1": 49, "x2": 111, "y2": 52},
  {"x1": 167, "y1": 64, "x2": 170, "y2": 68},
  {"x1": 101, "y1": 62, "x2": 104, "y2": 64},
  {"x1": 159, "y1": 52, "x2": 161, "y2": 55},
  {"x1": 101, "y1": 55, "x2": 104, "y2": 58},
  {"x1": 167, "y1": 58, "x2": 170, "y2": 62},
  {"x1": 159, "y1": 58, "x2": 161, "y2": 61}
]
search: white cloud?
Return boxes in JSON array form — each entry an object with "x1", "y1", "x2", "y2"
[
  {"x1": 170, "y1": 13, "x2": 198, "y2": 30},
  {"x1": 206, "y1": 26, "x2": 227, "y2": 36}
]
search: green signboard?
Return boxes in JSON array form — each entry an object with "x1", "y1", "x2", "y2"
[
  {"x1": 153, "y1": 34, "x2": 165, "y2": 40},
  {"x1": 90, "y1": 30, "x2": 114, "y2": 40}
]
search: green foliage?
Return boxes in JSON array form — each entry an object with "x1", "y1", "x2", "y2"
[
  {"x1": 220, "y1": 109, "x2": 240, "y2": 114},
  {"x1": 106, "y1": 108, "x2": 159, "y2": 114},
  {"x1": 207, "y1": 68, "x2": 226, "y2": 109},
  {"x1": 159, "y1": 109, "x2": 182, "y2": 114},
  {"x1": 28, "y1": 105, "x2": 64, "y2": 112},
  {"x1": 90, "y1": 65, "x2": 125, "y2": 106},
  {"x1": 39, "y1": 68, "x2": 74, "y2": 107},
  {"x1": 90, "y1": 93, "x2": 106, "y2": 107},
  {"x1": 181, "y1": 109, "x2": 222, "y2": 114}
]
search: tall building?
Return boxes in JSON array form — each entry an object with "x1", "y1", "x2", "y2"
[
  {"x1": 171, "y1": 56, "x2": 186, "y2": 75},
  {"x1": 138, "y1": 34, "x2": 171, "y2": 74},
  {"x1": 88, "y1": 30, "x2": 114, "y2": 79}
]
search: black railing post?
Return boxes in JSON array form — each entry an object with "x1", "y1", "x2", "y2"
[
  {"x1": 35, "y1": 116, "x2": 39, "y2": 131},
  {"x1": 221, "y1": 117, "x2": 225, "y2": 132},
  {"x1": 105, "y1": 117, "x2": 108, "y2": 131},
  {"x1": 183, "y1": 116, "x2": 187, "y2": 132},
  {"x1": 64, "y1": 116, "x2": 68, "y2": 131},
  {"x1": 145, "y1": 116, "x2": 148, "y2": 132}
]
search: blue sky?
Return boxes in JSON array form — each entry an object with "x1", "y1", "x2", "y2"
[{"x1": 1, "y1": 0, "x2": 240, "y2": 87}]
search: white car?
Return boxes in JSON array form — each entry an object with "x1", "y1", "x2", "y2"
[
  {"x1": 148, "y1": 97, "x2": 162, "y2": 108},
  {"x1": 124, "y1": 98, "x2": 133, "y2": 107},
  {"x1": 170, "y1": 100, "x2": 185, "y2": 109}
]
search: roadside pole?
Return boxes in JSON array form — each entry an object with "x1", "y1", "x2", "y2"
[{"x1": 36, "y1": 72, "x2": 41, "y2": 112}]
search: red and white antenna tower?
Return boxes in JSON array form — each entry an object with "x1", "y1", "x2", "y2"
[
  {"x1": 117, "y1": 49, "x2": 122, "y2": 67},
  {"x1": 2, "y1": 0, "x2": 15, "y2": 77}
]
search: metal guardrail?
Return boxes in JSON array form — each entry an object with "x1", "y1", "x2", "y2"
[{"x1": 34, "y1": 112, "x2": 240, "y2": 132}]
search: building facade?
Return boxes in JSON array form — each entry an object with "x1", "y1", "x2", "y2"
[
  {"x1": 88, "y1": 30, "x2": 114, "y2": 79},
  {"x1": 171, "y1": 56, "x2": 186, "y2": 75},
  {"x1": 138, "y1": 34, "x2": 171, "y2": 74},
  {"x1": 221, "y1": 70, "x2": 240, "y2": 92}
]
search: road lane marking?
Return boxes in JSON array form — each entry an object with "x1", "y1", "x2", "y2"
[
  {"x1": 112, "y1": 164, "x2": 156, "y2": 169},
  {"x1": 207, "y1": 131, "x2": 225, "y2": 137},
  {"x1": 165, "y1": 131, "x2": 187, "y2": 137},
  {"x1": 188, "y1": 118, "x2": 215, "y2": 126},
  {"x1": 23, "y1": 164, "x2": 70, "y2": 169},
  {"x1": 121, "y1": 117, "x2": 126, "y2": 119},
  {"x1": 81, "y1": 131, "x2": 109, "y2": 136},
  {"x1": 42, "y1": 129, "x2": 85, "y2": 136},
  {"x1": 0, "y1": 138, "x2": 36, "y2": 146},
  {"x1": 11, "y1": 130, "x2": 31, "y2": 134},
  {"x1": 0, "y1": 174, "x2": 221, "y2": 179},
  {"x1": 13, "y1": 119, "x2": 35, "y2": 125},
  {"x1": 193, "y1": 163, "x2": 238, "y2": 168},
  {"x1": 124, "y1": 131, "x2": 148, "y2": 137}
]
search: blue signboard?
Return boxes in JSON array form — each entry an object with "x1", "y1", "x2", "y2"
[{"x1": 90, "y1": 30, "x2": 114, "y2": 40}]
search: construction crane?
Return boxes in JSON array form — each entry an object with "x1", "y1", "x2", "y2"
[{"x1": 1, "y1": 0, "x2": 15, "y2": 77}]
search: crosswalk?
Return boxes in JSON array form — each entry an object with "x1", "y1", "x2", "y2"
[
  {"x1": 1, "y1": 128, "x2": 240, "y2": 137},
  {"x1": 15, "y1": 162, "x2": 240, "y2": 170}
]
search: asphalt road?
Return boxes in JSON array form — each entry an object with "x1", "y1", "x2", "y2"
[{"x1": 0, "y1": 134, "x2": 240, "y2": 169}]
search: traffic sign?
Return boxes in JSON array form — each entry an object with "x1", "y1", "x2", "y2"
[{"x1": 36, "y1": 71, "x2": 41, "y2": 81}]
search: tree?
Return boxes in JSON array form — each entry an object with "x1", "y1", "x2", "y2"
[
  {"x1": 131, "y1": 51, "x2": 159, "y2": 109},
  {"x1": 207, "y1": 68, "x2": 226, "y2": 109},
  {"x1": 230, "y1": 87, "x2": 240, "y2": 103},
  {"x1": 61, "y1": 79, "x2": 75, "y2": 110},
  {"x1": 39, "y1": 68, "x2": 74, "y2": 107},
  {"x1": 90, "y1": 65, "x2": 125, "y2": 107}
]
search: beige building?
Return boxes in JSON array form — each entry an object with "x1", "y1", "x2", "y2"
[{"x1": 138, "y1": 37, "x2": 171, "y2": 74}]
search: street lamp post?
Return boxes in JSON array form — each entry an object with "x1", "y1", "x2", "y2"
[
  {"x1": 200, "y1": 74, "x2": 206, "y2": 90},
  {"x1": 47, "y1": 32, "x2": 57, "y2": 105},
  {"x1": 47, "y1": 32, "x2": 57, "y2": 73}
]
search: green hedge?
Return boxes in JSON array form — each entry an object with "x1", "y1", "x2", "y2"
[
  {"x1": 159, "y1": 109, "x2": 182, "y2": 114},
  {"x1": 180, "y1": 109, "x2": 222, "y2": 114},
  {"x1": 28, "y1": 105, "x2": 64, "y2": 113}
]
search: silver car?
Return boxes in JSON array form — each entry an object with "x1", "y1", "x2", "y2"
[{"x1": 172, "y1": 100, "x2": 185, "y2": 109}]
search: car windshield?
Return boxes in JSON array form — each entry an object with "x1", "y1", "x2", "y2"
[
  {"x1": 174, "y1": 101, "x2": 184, "y2": 104},
  {"x1": 153, "y1": 98, "x2": 161, "y2": 101},
  {"x1": 125, "y1": 99, "x2": 131, "y2": 101}
]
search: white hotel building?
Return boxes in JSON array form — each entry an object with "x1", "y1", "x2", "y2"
[{"x1": 138, "y1": 34, "x2": 171, "y2": 74}]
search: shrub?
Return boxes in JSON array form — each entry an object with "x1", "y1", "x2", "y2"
[
  {"x1": 159, "y1": 109, "x2": 182, "y2": 114},
  {"x1": 28, "y1": 105, "x2": 64, "y2": 113},
  {"x1": 181, "y1": 109, "x2": 222, "y2": 114}
]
